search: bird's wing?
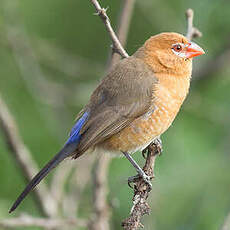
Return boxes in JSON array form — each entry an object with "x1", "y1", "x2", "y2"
[{"x1": 75, "y1": 56, "x2": 157, "y2": 155}]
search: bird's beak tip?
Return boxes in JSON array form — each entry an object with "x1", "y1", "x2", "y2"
[{"x1": 186, "y1": 41, "x2": 205, "y2": 58}]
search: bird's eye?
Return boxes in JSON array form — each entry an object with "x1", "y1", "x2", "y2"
[{"x1": 172, "y1": 44, "x2": 182, "y2": 52}]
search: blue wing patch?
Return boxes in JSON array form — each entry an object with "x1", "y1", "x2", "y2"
[{"x1": 66, "y1": 111, "x2": 89, "y2": 145}]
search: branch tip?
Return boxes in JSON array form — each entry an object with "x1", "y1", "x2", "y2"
[
  {"x1": 186, "y1": 8, "x2": 194, "y2": 18},
  {"x1": 91, "y1": 0, "x2": 129, "y2": 58},
  {"x1": 186, "y1": 8, "x2": 202, "y2": 40}
]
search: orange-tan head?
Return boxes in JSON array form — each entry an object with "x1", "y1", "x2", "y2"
[{"x1": 135, "y1": 32, "x2": 205, "y2": 77}]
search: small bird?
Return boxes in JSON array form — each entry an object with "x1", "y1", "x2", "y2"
[{"x1": 9, "y1": 32, "x2": 204, "y2": 213}]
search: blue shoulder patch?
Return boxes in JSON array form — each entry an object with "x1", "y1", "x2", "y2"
[{"x1": 65, "y1": 111, "x2": 89, "y2": 145}]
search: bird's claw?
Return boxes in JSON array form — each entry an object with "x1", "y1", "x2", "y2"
[
  {"x1": 153, "y1": 138, "x2": 163, "y2": 155},
  {"x1": 128, "y1": 175, "x2": 139, "y2": 188},
  {"x1": 142, "y1": 148, "x2": 147, "y2": 159},
  {"x1": 128, "y1": 173, "x2": 152, "y2": 190},
  {"x1": 142, "y1": 138, "x2": 163, "y2": 158}
]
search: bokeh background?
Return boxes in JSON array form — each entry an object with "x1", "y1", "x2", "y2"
[{"x1": 0, "y1": 0, "x2": 230, "y2": 229}]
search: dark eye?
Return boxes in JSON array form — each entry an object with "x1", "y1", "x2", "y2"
[{"x1": 172, "y1": 44, "x2": 182, "y2": 52}]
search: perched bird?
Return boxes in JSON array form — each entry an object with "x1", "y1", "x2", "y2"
[{"x1": 10, "y1": 32, "x2": 204, "y2": 213}]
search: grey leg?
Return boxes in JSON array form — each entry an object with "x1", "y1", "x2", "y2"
[{"x1": 122, "y1": 151, "x2": 152, "y2": 188}]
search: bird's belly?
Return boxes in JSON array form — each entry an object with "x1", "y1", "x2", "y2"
[
  {"x1": 101, "y1": 96, "x2": 183, "y2": 153},
  {"x1": 98, "y1": 73, "x2": 190, "y2": 154}
]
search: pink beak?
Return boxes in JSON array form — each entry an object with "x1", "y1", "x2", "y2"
[{"x1": 186, "y1": 42, "x2": 205, "y2": 58}]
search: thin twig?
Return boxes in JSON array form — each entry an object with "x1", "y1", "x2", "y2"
[
  {"x1": 122, "y1": 141, "x2": 161, "y2": 230},
  {"x1": 221, "y1": 213, "x2": 230, "y2": 230},
  {"x1": 90, "y1": 0, "x2": 129, "y2": 58},
  {"x1": 5, "y1": 26, "x2": 69, "y2": 108},
  {"x1": 0, "y1": 96, "x2": 57, "y2": 217},
  {"x1": 186, "y1": 9, "x2": 202, "y2": 40},
  {"x1": 109, "y1": 0, "x2": 135, "y2": 68},
  {"x1": 50, "y1": 162, "x2": 74, "y2": 209},
  {"x1": 62, "y1": 154, "x2": 96, "y2": 218},
  {"x1": 0, "y1": 214, "x2": 87, "y2": 229},
  {"x1": 89, "y1": 154, "x2": 111, "y2": 230}
]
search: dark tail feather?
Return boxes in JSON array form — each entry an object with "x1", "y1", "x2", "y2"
[{"x1": 9, "y1": 143, "x2": 76, "y2": 213}]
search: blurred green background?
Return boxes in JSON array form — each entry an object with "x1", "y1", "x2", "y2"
[{"x1": 0, "y1": 0, "x2": 230, "y2": 229}]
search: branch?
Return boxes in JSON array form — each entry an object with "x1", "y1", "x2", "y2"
[
  {"x1": 90, "y1": 0, "x2": 129, "y2": 58},
  {"x1": 122, "y1": 141, "x2": 161, "y2": 230},
  {"x1": 186, "y1": 9, "x2": 202, "y2": 40},
  {"x1": 0, "y1": 214, "x2": 87, "y2": 229},
  {"x1": 89, "y1": 154, "x2": 111, "y2": 230},
  {"x1": 109, "y1": 0, "x2": 135, "y2": 67},
  {"x1": 61, "y1": 154, "x2": 96, "y2": 218},
  {"x1": 221, "y1": 213, "x2": 230, "y2": 230},
  {"x1": 50, "y1": 162, "x2": 74, "y2": 209},
  {"x1": 5, "y1": 25, "x2": 67, "y2": 108},
  {"x1": 0, "y1": 96, "x2": 57, "y2": 217}
]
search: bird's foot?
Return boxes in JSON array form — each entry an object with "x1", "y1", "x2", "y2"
[
  {"x1": 142, "y1": 137, "x2": 163, "y2": 159},
  {"x1": 153, "y1": 137, "x2": 163, "y2": 155},
  {"x1": 128, "y1": 173, "x2": 152, "y2": 190},
  {"x1": 123, "y1": 151, "x2": 153, "y2": 189}
]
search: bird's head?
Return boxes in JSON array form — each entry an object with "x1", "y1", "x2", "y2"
[{"x1": 136, "y1": 32, "x2": 205, "y2": 77}]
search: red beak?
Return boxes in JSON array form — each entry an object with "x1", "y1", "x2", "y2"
[{"x1": 186, "y1": 42, "x2": 205, "y2": 58}]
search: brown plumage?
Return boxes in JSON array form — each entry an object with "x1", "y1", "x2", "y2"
[
  {"x1": 10, "y1": 32, "x2": 204, "y2": 213},
  {"x1": 74, "y1": 33, "x2": 200, "y2": 155}
]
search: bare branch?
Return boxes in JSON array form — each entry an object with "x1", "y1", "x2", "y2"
[
  {"x1": 0, "y1": 96, "x2": 57, "y2": 217},
  {"x1": 62, "y1": 154, "x2": 96, "y2": 218},
  {"x1": 122, "y1": 141, "x2": 161, "y2": 230},
  {"x1": 186, "y1": 9, "x2": 202, "y2": 40},
  {"x1": 221, "y1": 213, "x2": 230, "y2": 230},
  {"x1": 50, "y1": 162, "x2": 74, "y2": 209},
  {"x1": 0, "y1": 214, "x2": 87, "y2": 229},
  {"x1": 90, "y1": 0, "x2": 129, "y2": 58},
  {"x1": 89, "y1": 154, "x2": 111, "y2": 230},
  {"x1": 5, "y1": 25, "x2": 68, "y2": 108},
  {"x1": 109, "y1": 0, "x2": 135, "y2": 67}
]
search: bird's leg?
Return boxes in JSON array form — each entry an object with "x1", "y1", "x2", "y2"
[
  {"x1": 125, "y1": 138, "x2": 162, "y2": 188},
  {"x1": 122, "y1": 151, "x2": 152, "y2": 188}
]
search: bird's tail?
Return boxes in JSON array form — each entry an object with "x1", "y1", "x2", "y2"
[
  {"x1": 9, "y1": 111, "x2": 89, "y2": 213},
  {"x1": 9, "y1": 143, "x2": 76, "y2": 213}
]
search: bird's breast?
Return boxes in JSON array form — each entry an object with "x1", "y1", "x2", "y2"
[{"x1": 100, "y1": 75, "x2": 190, "y2": 153}]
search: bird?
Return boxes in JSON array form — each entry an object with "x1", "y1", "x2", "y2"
[{"x1": 9, "y1": 32, "x2": 204, "y2": 213}]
